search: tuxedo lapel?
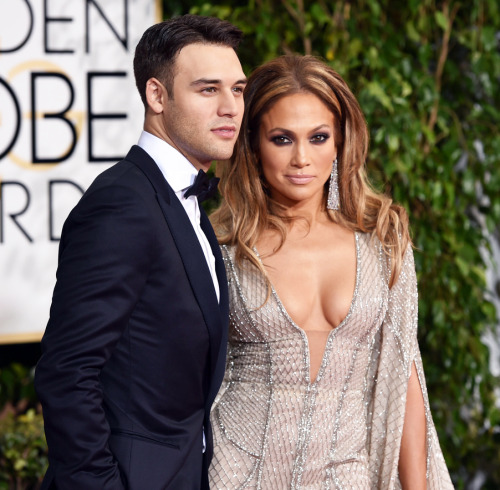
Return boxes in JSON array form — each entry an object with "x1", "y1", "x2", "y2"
[
  {"x1": 200, "y1": 207, "x2": 229, "y2": 407},
  {"x1": 156, "y1": 193, "x2": 222, "y2": 331},
  {"x1": 125, "y1": 146, "x2": 225, "y2": 388},
  {"x1": 200, "y1": 208, "x2": 228, "y2": 318}
]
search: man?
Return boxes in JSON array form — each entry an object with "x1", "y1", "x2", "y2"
[{"x1": 35, "y1": 15, "x2": 246, "y2": 490}]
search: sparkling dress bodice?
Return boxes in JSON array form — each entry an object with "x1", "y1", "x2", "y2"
[{"x1": 209, "y1": 233, "x2": 453, "y2": 489}]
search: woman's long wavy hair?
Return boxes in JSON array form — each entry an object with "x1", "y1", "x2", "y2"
[{"x1": 211, "y1": 55, "x2": 410, "y2": 288}]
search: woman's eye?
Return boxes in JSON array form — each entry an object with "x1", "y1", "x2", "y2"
[
  {"x1": 271, "y1": 136, "x2": 291, "y2": 145},
  {"x1": 310, "y1": 134, "x2": 329, "y2": 143}
]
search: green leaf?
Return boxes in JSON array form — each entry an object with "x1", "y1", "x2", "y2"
[
  {"x1": 405, "y1": 21, "x2": 420, "y2": 43},
  {"x1": 365, "y1": 81, "x2": 394, "y2": 112},
  {"x1": 435, "y1": 11, "x2": 448, "y2": 31}
]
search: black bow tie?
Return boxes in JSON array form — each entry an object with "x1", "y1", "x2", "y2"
[{"x1": 183, "y1": 169, "x2": 220, "y2": 202}]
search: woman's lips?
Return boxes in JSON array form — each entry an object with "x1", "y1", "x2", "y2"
[{"x1": 285, "y1": 174, "x2": 315, "y2": 184}]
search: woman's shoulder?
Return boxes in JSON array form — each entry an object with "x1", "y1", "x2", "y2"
[
  {"x1": 357, "y1": 229, "x2": 416, "y2": 288},
  {"x1": 357, "y1": 230, "x2": 383, "y2": 256},
  {"x1": 357, "y1": 231, "x2": 393, "y2": 283},
  {"x1": 220, "y1": 243, "x2": 236, "y2": 261},
  {"x1": 220, "y1": 243, "x2": 266, "y2": 284},
  {"x1": 220, "y1": 244, "x2": 240, "y2": 277}
]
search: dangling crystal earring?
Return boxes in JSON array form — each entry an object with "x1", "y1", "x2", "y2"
[{"x1": 327, "y1": 158, "x2": 340, "y2": 211}]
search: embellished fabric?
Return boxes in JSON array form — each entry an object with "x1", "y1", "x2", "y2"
[
  {"x1": 327, "y1": 158, "x2": 340, "y2": 211},
  {"x1": 209, "y1": 233, "x2": 453, "y2": 489}
]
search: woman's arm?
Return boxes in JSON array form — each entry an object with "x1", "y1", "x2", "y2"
[{"x1": 398, "y1": 361, "x2": 427, "y2": 489}]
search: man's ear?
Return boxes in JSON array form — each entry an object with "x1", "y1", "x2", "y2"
[{"x1": 145, "y1": 77, "x2": 165, "y2": 114}]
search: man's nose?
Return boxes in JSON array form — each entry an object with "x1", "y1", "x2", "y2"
[{"x1": 217, "y1": 89, "x2": 240, "y2": 117}]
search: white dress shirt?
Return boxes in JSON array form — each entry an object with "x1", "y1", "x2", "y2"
[{"x1": 137, "y1": 131, "x2": 220, "y2": 303}]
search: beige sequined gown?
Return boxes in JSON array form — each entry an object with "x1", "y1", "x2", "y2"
[{"x1": 209, "y1": 232, "x2": 453, "y2": 489}]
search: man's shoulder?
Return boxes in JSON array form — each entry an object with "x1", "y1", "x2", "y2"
[
  {"x1": 91, "y1": 146, "x2": 150, "y2": 187},
  {"x1": 70, "y1": 145, "x2": 169, "y2": 217}
]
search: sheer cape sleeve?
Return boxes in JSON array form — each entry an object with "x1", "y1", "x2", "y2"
[{"x1": 367, "y1": 244, "x2": 454, "y2": 489}]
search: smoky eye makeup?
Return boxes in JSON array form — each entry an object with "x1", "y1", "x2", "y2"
[
  {"x1": 270, "y1": 134, "x2": 293, "y2": 145},
  {"x1": 310, "y1": 133, "x2": 331, "y2": 143}
]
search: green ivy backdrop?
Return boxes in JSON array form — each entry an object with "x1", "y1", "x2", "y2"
[{"x1": 1, "y1": 1, "x2": 499, "y2": 488}]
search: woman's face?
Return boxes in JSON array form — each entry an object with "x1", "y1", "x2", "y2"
[{"x1": 258, "y1": 92, "x2": 337, "y2": 209}]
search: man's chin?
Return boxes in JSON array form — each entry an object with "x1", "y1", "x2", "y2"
[{"x1": 211, "y1": 145, "x2": 236, "y2": 161}]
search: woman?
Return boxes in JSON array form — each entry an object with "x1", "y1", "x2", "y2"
[{"x1": 209, "y1": 55, "x2": 453, "y2": 489}]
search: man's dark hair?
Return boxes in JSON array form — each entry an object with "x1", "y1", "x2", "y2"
[{"x1": 133, "y1": 14, "x2": 243, "y2": 106}]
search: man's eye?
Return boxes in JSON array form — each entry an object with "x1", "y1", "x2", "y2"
[
  {"x1": 271, "y1": 136, "x2": 292, "y2": 145},
  {"x1": 202, "y1": 87, "x2": 217, "y2": 93}
]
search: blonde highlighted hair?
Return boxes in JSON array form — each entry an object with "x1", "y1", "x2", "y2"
[{"x1": 211, "y1": 55, "x2": 410, "y2": 288}]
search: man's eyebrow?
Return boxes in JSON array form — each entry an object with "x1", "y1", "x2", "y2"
[
  {"x1": 191, "y1": 78, "x2": 221, "y2": 86},
  {"x1": 190, "y1": 78, "x2": 248, "y2": 86}
]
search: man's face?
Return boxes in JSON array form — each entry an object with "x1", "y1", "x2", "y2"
[{"x1": 158, "y1": 43, "x2": 246, "y2": 171}]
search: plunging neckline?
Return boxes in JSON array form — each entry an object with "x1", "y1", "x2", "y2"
[{"x1": 254, "y1": 232, "x2": 360, "y2": 384}]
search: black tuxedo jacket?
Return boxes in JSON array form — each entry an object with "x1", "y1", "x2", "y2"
[{"x1": 35, "y1": 146, "x2": 229, "y2": 489}]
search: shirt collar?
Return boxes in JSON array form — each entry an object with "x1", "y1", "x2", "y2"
[{"x1": 137, "y1": 131, "x2": 198, "y2": 194}]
